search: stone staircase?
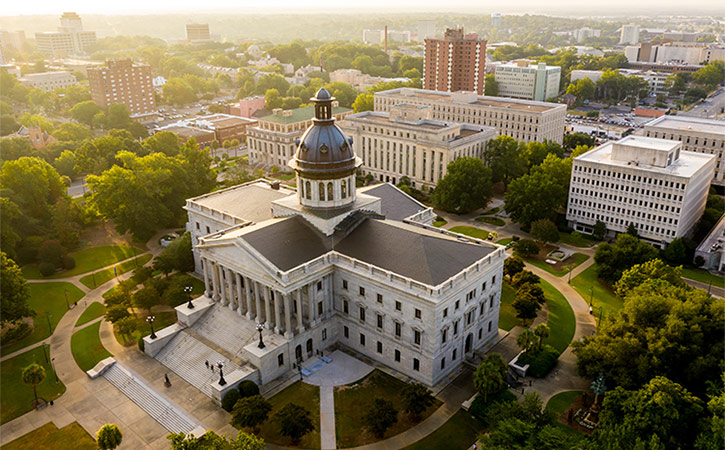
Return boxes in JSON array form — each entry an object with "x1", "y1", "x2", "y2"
[
  {"x1": 191, "y1": 303, "x2": 258, "y2": 357},
  {"x1": 154, "y1": 329, "x2": 242, "y2": 397},
  {"x1": 103, "y1": 363, "x2": 198, "y2": 434}
]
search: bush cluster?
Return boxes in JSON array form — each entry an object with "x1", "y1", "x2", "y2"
[{"x1": 518, "y1": 344, "x2": 558, "y2": 378}]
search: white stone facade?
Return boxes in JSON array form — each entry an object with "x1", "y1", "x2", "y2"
[{"x1": 567, "y1": 136, "x2": 715, "y2": 246}]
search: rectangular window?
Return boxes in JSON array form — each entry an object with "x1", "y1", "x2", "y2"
[
  {"x1": 377, "y1": 314, "x2": 383, "y2": 329},
  {"x1": 395, "y1": 322, "x2": 401, "y2": 337},
  {"x1": 414, "y1": 330, "x2": 421, "y2": 345},
  {"x1": 455, "y1": 300, "x2": 460, "y2": 310},
  {"x1": 395, "y1": 301, "x2": 402, "y2": 311},
  {"x1": 377, "y1": 294, "x2": 383, "y2": 304},
  {"x1": 452, "y1": 348, "x2": 457, "y2": 360},
  {"x1": 343, "y1": 300, "x2": 349, "y2": 314},
  {"x1": 453, "y1": 321, "x2": 459, "y2": 335},
  {"x1": 318, "y1": 301, "x2": 323, "y2": 315},
  {"x1": 344, "y1": 326, "x2": 349, "y2": 338},
  {"x1": 359, "y1": 307, "x2": 366, "y2": 322},
  {"x1": 278, "y1": 354, "x2": 284, "y2": 366},
  {"x1": 377, "y1": 341, "x2": 383, "y2": 353},
  {"x1": 342, "y1": 280, "x2": 348, "y2": 290},
  {"x1": 395, "y1": 350, "x2": 401, "y2": 362},
  {"x1": 413, "y1": 358, "x2": 420, "y2": 371},
  {"x1": 317, "y1": 281, "x2": 322, "y2": 291},
  {"x1": 443, "y1": 308, "x2": 448, "y2": 318},
  {"x1": 359, "y1": 286, "x2": 365, "y2": 296},
  {"x1": 415, "y1": 308, "x2": 422, "y2": 319},
  {"x1": 360, "y1": 333, "x2": 366, "y2": 346},
  {"x1": 442, "y1": 329, "x2": 448, "y2": 343},
  {"x1": 441, "y1": 357, "x2": 446, "y2": 369},
  {"x1": 488, "y1": 321, "x2": 492, "y2": 332},
  {"x1": 322, "y1": 328, "x2": 327, "y2": 340}
]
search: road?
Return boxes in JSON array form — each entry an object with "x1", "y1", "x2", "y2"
[
  {"x1": 680, "y1": 87, "x2": 725, "y2": 119},
  {"x1": 67, "y1": 177, "x2": 87, "y2": 198}
]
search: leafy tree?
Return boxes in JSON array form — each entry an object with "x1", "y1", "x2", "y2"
[
  {"x1": 352, "y1": 93, "x2": 373, "y2": 112},
  {"x1": 573, "y1": 279, "x2": 724, "y2": 394},
  {"x1": 325, "y1": 81, "x2": 357, "y2": 108},
  {"x1": 0, "y1": 252, "x2": 33, "y2": 324},
  {"x1": 273, "y1": 403, "x2": 314, "y2": 444},
  {"x1": 504, "y1": 154, "x2": 572, "y2": 227},
  {"x1": 563, "y1": 133, "x2": 595, "y2": 150},
  {"x1": 533, "y1": 323, "x2": 550, "y2": 351},
  {"x1": 513, "y1": 283, "x2": 545, "y2": 322},
  {"x1": 504, "y1": 256, "x2": 525, "y2": 281},
  {"x1": 515, "y1": 239, "x2": 540, "y2": 257},
  {"x1": 692, "y1": 63, "x2": 724, "y2": 89},
  {"x1": 520, "y1": 141, "x2": 564, "y2": 169},
  {"x1": 0, "y1": 137, "x2": 35, "y2": 163},
  {"x1": 363, "y1": 398, "x2": 398, "y2": 438},
  {"x1": 163, "y1": 78, "x2": 197, "y2": 105},
  {"x1": 105, "y1": 305, "x2": 131, "y2": 323},
  {"x1": 431, "y1": 157, "x2": 493, "y2": 214},
  {"x1": 143, "y1": 131, "x2": 181, "y2": 156},
  {"x1": 167, "y1": 430, "x2": 265, "y2": 450},
  {"x1": 97, "y1": 424, "x2": 123, "y2": 450},
  {"x1": 593, "y1": 220, "x2": 607, "y2": 240},
  {"x1": 0, "y1": 114, "x2": 19, "y2": 136},
  {"x1": 511, "y1": 270, "x2": 539, "y2": 288},
  {"x1": 69, "y1": 101, "x2": 103, "y2": 127},
  {"x1": 517, "y1": 328, "x2": 538, "y2": 353},
  {"x1": 133, "y1": 286, "x2": 159, "y2": 314},
  {"x1": 663, "y1": 237, "x2": 687, "y2": 266},
  {"x1": 484, "y1": 136, "x2": 526, "y2": 187},
  {"x1": 51, "y1": 122, "x2": 92, "y2": 141},
  {"x1": 614, "y1": 259, "x2": 684, "y2": 297},
  {"x1": 231, "y1": 395, "x2": 272, "y2": 431},
  {"x1": 484, "y1": 74, "x2": 499, "y2": 96},
  {"x1": 566, "y1": 77, "x2": 595, "y2": 101},
  {"x1": 594, "y1": 233, "x2": 659, "y2": 283},
  {"x1": 530, "y1": 219, "x2": 560, "y2": 244},
  {"x1": 265, "y1": 89, "x2": 282, "y2": 110},
  {"x1": 626, "y1": 222, "x2": 639, "y2": 237},
  {"x1": 116, "y1": 316, "x2": 138, "y2": 343},
  {"x1": 22, "y1": 363, "x2": 46, "y2": 407},
  {"x1": 255, "y1": 73, "x2": 290, "y2": 96},
  {"x1": 665, "y1": 73, "x2": 688, "y2": 97},
  {"x1": 401, "y1": 382, "x2": 434, "y2": 421},
  {"x1": 473, "y1": 353, "x2": 507, "y2": 403}
]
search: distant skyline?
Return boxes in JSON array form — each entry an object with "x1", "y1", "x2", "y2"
[{"x1": 4, "y1": 0, "x2": 725, "y2": 15}]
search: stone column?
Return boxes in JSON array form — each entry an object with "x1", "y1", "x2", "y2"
[
  {"x1": 218, "y1": 265, "x2": 228, "y2": 306},
  {"x1": 284, "y1": 293, "x2": 293, "y2": 338},
  {"x1": 211, "y1": 263, "x2": 221, "y2": 301},
  {"x1": 254, "y1": 281, "x2": 262, "y2": 324},
  {"x1": 236, "y1": 273, "x2": 244, "y2": 316},
  {"x1": 308, "y1": 282, "x2": 317, "y2": 327},
  {"x1": 226, "y1": 268, "x2": 235, "y2": 310},
  {"x1": 202, "y1": 258, "x2": 211, "y2": 297},
  {"x1": 264, "y1": 286, "x2": 272, "y2": 330},
  {"x1": 245, "y1": 277, "x2": 254, "y2": 319},
  {"x1": 295, "y1": 289, "x2": 305, "y2": 334},
  {"x1": 274, "y1": 290, "x2": 282, "y2": 335}
]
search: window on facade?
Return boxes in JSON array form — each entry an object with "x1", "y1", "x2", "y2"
[
  {"x1": 342, "y1": 179, "x2": 348, "y2": 198},
  {"x1": 322, "y1": 328, "x2": 327, "y2": 340},
  {"x1": 395, "y1": 301, "x2": 402, "y2": 311},
  {"x1": 327, "y1": 183, "x2": 333, "y2": 201},
  {"x1": 478, "y1": 328, "x2": 482, "y2": 340},
  {"x1": 395, "y1": 322, "x2": 401, "y2": 337},
  {"x1": 317, "y1": 281, "x2": 322, "y2": 291},
  {"x1": 318, "y1": 301, "x2": 323, "y2": 315},
  {"x1": 343, "y1": 300, "x2": 348, "y2": 314},
  {"x1": 344, "y1": 326, "x2": 349, "y2": 338},
  {"x1": 453, "y1": 321, "x2": 459, "y2": 335},
  {"x1": 196, "y1": 222, "x2": 200, "y2": 230},
  {"x1": 488, "y1": 321, "x2": 492, "y2": 332},
  {"x1": 359, "y1": 286, "x2": 365, "y2": 296},
  {"x1": 359, "y1": 307, "x2": 365, "y2": 322},
  {"x1": 360, "y1": 333, "x2": 366, "y2": 346},
  {"x1": 305, "y1": 181, "x2": 311, "y2": 199},
  {"x1": 395, "y1": 350, "x2": 401, "y2": 362},
  {"x1": 413, "y1": 358, "x2": 420, "y2": 371},
  {"x1": 452, "y1": 348, "x2": 457, "y2": 360},
  {"x1": 342, "y1": 280, "x2": 348, "y2": 290},
  {"x1": 415, "y1": 308, "x2": 421, "y2": 319},
  {"x1": 377, "y1": 314, "x2": 383, "y2": 329},
  {"x1": 377, "y1": 341, "x2": 383, "y2": 353},
  {"x1": 455, "y1": 300, "x2": 460, "y2": 310},
  {"x1": 206, "y1": 226, "x2": 210, "y2": 234},
  {"x1": 414, "y1": 330, "x2": 421, "y2": 345},
  {"x1": 319, "y1": 182, "x2": 325, "y2": 201},
  {"x1": 377, "y1": 294, "x2": 383, "y2": 304},
  {"x1": 278, "y1": 354, "x2": 284, "y2": 366},
  {"x1": 441, "y1": 358, "x2": 446, "y2": 369},
  {"x1": 443, "y1": 308, "x2": 448, "y2": 318},
  {"x1": 442, "y1": 328, "x2": 448, "y2": 343}
]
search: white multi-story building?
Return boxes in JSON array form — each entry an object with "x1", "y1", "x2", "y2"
[
  {"x1": 18, "y1": 71, "x2": 77, "y2": 91},
  {"x1": 494, "y1": 61, "x2": 561, "y2": 102},
  {"x1": 567, "y1": 135, "x2": 715, "y2": 247},
  {"x1": 570, "y1": 68, "x2": 670, "y2": 96},
  {"x1": 641, "y1": 116, "x2": 725, "y2": 187},
  {"x1": 574, "y1": 27, "x2": 601, "y2": 43},
  {"x1": 142, "y1": 88, "x2": 506, "y2": 404},
  {"x1": 35, "y1": 12, "x2": 96, "y2": 57},
  {"x1": 340, "y1": 103, "x2": 497, "y2": 189},
  {"x1": 620, "y1": 24, "x2": 640, "y2": 45},
  {"x1": 374, "y1": 88, "x2": 566, "y2": 144},
  {"x1": 491, "y1": 13, "x2": 501, "y2": 27}
]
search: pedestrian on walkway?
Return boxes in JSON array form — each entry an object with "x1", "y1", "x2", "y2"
[
  {"x1": 205, "y1": 360, "x2": 209, "y2": 369},
  {"x1": 164, "y1": 373, "x2": 171, "y2": 387}
]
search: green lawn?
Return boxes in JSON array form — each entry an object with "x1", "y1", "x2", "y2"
[
  {"x1": 680, "y1": 267, "x2": 725, "y2": 289},
  {"x1": 570, "y1": 263, "x2": 622, "y2": 321},
  {"x1": 113, "y1": 310, "x2": 177, "y2": 346},
  {"x1": 1, "y1": 283, "x2": 85, "y2": 357},
  {"x1": 254, "y1": 381, "x2": 320, "y2": 449},
  {"x1": 526, "y1": 253, "x2": 590, "y2": 277},
  {"x1": 449, "y1": 226, "x2": 491, "y2": 241},
  {"x1": 334, "y1": 369, "x2": 442, "y2": 448},
  {"x1": 499, "y1": 282, "x2": 518, "y2": 331},
  {"x1": 401, "y1": 410, "x2": 482, "y2": 450},
  {"x1": 166, "y1": 272, "x2": 206, "y2": 296},
  {"x1": 70, "y1": 322, "x2": 112, "y2": 372},
  {"x1": 74, "y1": 303, "x2": 106, "y2": 327},
  {"x1": 79, "y1": 254, "x2": 152, "y2": 289},
  {"x1": 1, "y1": 421, "x2": 96, "y2": 450},
  {"x1": 496, "y1": 238, "x2": 513, "y2": 246},
  {"x1": 540, "y1": 279, "x2": 576, "y2": 354},
  {"x1": 475, "y1": 216, "x2": 505, "y2": 226},
  {"x1": 433, "y1": 219, "x2": 447, "y2": 227},
  {"x1": 21, "y1": 245, "x2": 144, "y2": 279},
  {"x1": 558, "y1": 232, "x2": 598, "y2": 248},
  {"x1": 545, "y1": 390, "x2": 583, "y2": 417},
  {"x1": 0, "y1": 346, "x2": 66, "y2": 424}
]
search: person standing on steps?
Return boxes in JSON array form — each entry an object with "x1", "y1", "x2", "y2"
[{"x1": 205, "y1": 360, "x2": 209, "y2": 369}]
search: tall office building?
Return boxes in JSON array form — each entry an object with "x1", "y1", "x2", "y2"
[
  {"x1": 423, "y1": 28, "x2": 487, "y2": 95},
  {"x1": 494, "y1": 61, "x2": 561, "y2": 102},
  {"x1": 87, "y1": 59, "x2": 156, "y2": 116},
  {"x1": 35, "y1": 12, "x2": 96, "y2": 57},
  {"x1": 620, "y1": 24, "x2": 640, "y2": 45},
  {"x1": 186, "y1": 23, "x2": 211, "y2": 42},
  {"x1": 491, "y1": 13, "x2": 502, "y2": 27}
]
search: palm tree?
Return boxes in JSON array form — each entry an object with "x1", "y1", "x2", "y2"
[
  {"x1": 473, "y1": 354, "x2": 507, "y2": 403},
  {"x1": 22, "y1": 363, "x2": 46, "y2": 407},
  {"x1": 516, "y1": 328, "x2": 537, "y2": 354},
  {"x1": 534, "y1": 324, "x2": 550, "y2": 351}
]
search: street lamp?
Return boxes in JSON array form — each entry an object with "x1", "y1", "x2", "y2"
[
  {"x1": 256, "y1": 322, "x2": 265, "y2": 349},
  {"x1": 217, "y1": 361, "x2": 227, "y2": 386},
  {"x1": 589, "y1": 286, "x2": 594, "y2": 306},
  {"x1": 46, "y1": 314, "x2": 52, "y2": 334},
  {"x1": 184, "y1": 286, "x2": 194, "y2": 309},
  {"x1": 51, "y1": 358, "x2": 59, "y2": 383},
  {"x1": 63, "y1": 290, "x2": 70, "y2": 309},
  {"x1": 146, "y1": 315, "x2": 157, "y2": 339}
]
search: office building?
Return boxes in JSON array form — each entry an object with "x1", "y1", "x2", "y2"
[
  {"x1": 227, "y1": 96, "x2": 266, "y2": 118},
  {"x1": 620, "y1": 24, "x2": 640, "y2": 45},
  {"x1": 194, "y1": 114, "x2": 258, "y2": 143},
  {"x1": 186, "y1": 23, "x2": 211, "y2": 42},
  {"x1": 18, "y1": 71, "x2": 77, "y2": 91},
  {"x1": 570, "y1": 68, "x2": 669, "y2": 96},
  {"x1": 340, "y1": 103, "x2": 497, "y2": 189},
  {"x1": 0, "y1": 30, "x2": 26, "y2": 51},
  {"x1": 641, "y1": 116, "x2": 725, "y2": 187},
  {"x1": 248, "y1": 102, "x2": 352, "y2": 168},
  {"x1": 424, "y1": 28, "x2": 487, "y2": 95},
  {"x1": 35, "y1": 12, "x2": 96, "y2": 57},
  {"x1": 491, "y1": 13, "x2": 501, "y2": 27},
  {"x1": 574, "y1": 27, "x2": 601, "y2": 43},
  {"x1": 567, "y1": 136, "x2": 715, "y2": 246},
  {"x1": 142, "y1": 88, "x2": 505, "y2": 403},
  {"x1": 374, "y1": 88, "x2": 566, "y2": 144},
  {"x1": 155, "y1": 125, "x2": 216, "y2": 147},
  {"x1": 493, "y1": 61, "x2": 561, "y2": 102},
  {"x1": 87, "y1": 59, "x2": 156, "y2": 116},
  {"x1": 417, "y1": 20, "x2": 436, "y2": 41}
]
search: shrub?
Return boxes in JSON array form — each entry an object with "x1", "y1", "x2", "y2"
[
  {"x1": 38, "y1": 262, "x2": 56, "y2": 277},
  {"x1": 62, "y1": 255, "x2": 76, "y2": 270},
  {"x1": 515, "y1": 239, "x2": 540, "y2": 257},
  {"x1": 239, "y1": 380, "x2": 260, "y2": 398},
  {"x1": 469, "y1": 389, "x2": 517, "y2": 422},
  {"x1": 137, "y1": 337, "x2": 145, "y2": 352},
  {"x1": 1, "y1": 322, "x2": 32, "y2": 343},
  {"x1": 518, "y1": 344, "x2": 559, "y2": 378},
  {"x1": 222, "y1": 389, "x2": 241, "y2": 412}
]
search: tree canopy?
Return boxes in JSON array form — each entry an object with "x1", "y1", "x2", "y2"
[
  {"x1": 431, "y1": 157, "x2": 493, "y2": 214},
  {"x1": 594, "y1": 233, "x2": 659, "y2": 283},
  {"x1": 0, "y1": 252, "x2": 33, "y2": 324}
]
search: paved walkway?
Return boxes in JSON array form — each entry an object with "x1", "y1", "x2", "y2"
[{"x1": 319, "y1": 386, "x2": 336, "y2": 450}]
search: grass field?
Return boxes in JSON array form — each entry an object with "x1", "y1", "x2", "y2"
[
  {"x1": 74, "y1": 303, "x2": 106, "y2": 327},
  {"x1": 70, "y1": 322, "x2": 112, "y2": 372},
  {"x1": 496, "y1": 238, "x2": 513, "y2": 246},
  {"x1": 540, "y1": 279, "x2": 576, "y2": 354},
  {"x1": 680, "y1": 267, "x2": 725, "y2": 289},
  {"x1": 113, "y1": 310, "x2": 177, "y2": 346},
  {"x1": 558, "y1": 232, "x2": 598, "y2": 248},
  {"x1": 334, "y1": 370, "x2": 442, "y2": 448},
  {"x1": 1, "y1": 421, "x2": 96, "y2": 450},
  {"x1": 433, "y1": 219, "x2": 447, "y2": 227},
  {"x1": 254, "y1": 381, "x2": 320, "y2": 449},
  {"x1": 570, "y1": 264, "x2": 622, "y2": 320},
  {"x1": 545, "y1": 390, "x2": 583, "y2": 417},
  {"x1": 21, "y1": 245, "x2": 143, "y2": 279},
  {"x1": 0, "y1": 346, "x2": 66, "y2": 424},
  {"x1": 448, "y1": 226, "x2": 491, "y2": 241},
  {"x1": 79, "y1": 254, "x2": 152, "y2": 289},
  {"x1": 475, "y1": 216, "x2": 505, "y2": 226},
  {"x1": 1, "y1": 283, "x2": 85, "y2": 357},
  {"x1": 526, "y1": 253, "x2": 590, "y2": 277},
  {"x1": 401, "y1": 410, "x2": 482, "y2": 450},
  {"x1": 499, "y1": 282, "x2": 518, "y2": 331}
]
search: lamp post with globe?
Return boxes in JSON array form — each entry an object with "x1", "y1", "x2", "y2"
[
  {"x1": 184, "y1": 286, "x2": 194, "y2": 309},
  {"x1": 256, "y1": 322, "x2": 265, "y2": 349}
]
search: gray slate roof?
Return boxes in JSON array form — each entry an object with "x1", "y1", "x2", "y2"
[
  {"x1": 362, "y1": 183, "x2": 426, "y2": 221},
  {"x1": 241, "y1": 215, "x2": 494, "y2": 286}
]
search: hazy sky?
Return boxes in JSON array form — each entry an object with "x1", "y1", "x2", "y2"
[{"x1": 5, "y1": 0, "x2": 725, "y2": 15}]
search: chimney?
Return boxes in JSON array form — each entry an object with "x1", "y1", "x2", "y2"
[
  {"x1": 384, "y1": 25, "x2": 388, "y2": 53},
  {"x1": 270, "y1": 181, "x2": 280, "y2": 190}
]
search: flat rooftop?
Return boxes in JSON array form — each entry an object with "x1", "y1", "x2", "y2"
[
  {"x1": 349, "y1": 112, "x2": 448, "y2": 131},
  {"x1": 259, "y1": 105, "x2": 351, "y2": 125},
  {"x1": 377, "y1": 88, "x2": 562, "y2": 113},
  {"x1": 645, "y1": 116, "x2": 725, "y2": 136},
  {"x1": 158, "y1": 125, "x2": 214, "y2": 139},
  {"x1": 187, "y1": 181, "x2": 295, "y2": 223},
  {"x1": 618, "y1": 135, "x2": 680, "y2": 152}
]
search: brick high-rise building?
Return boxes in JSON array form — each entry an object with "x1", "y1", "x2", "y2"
[
  {"x1": 87, "y1": 59, "x2": 156, "y2": 116},
  {"x1": 423, "y1": 28, "x2": 486, "y2": 95}
]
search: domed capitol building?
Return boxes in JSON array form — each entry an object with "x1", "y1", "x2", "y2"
[{"x1": 143, "y1": 88, "x2": 506, "y2": 403}]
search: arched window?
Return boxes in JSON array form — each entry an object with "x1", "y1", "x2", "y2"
[
  {"x1": 305, "y1": 181, "x2": 311, "y2": 200},
  {"x1": 319, "y1": 182, "x2": 325, "y2": 201},
  {"x1": 327, "y1": 182, "x2": 333, "y2": 201},
  {"x1": 341, "y1": 179, "x2": 347, "y2": 198}
]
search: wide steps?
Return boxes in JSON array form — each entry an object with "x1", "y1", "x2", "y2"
[
  {"x1": 192, "y1": 304, "x2": 257, "y2": 356},
  {"x1": 103, "y1": 363, "x2": 198, "y2": 434}
]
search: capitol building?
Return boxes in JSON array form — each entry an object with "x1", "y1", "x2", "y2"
[{"x1": 143, "y1": 88, "x2": 506, "y2": 403}]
